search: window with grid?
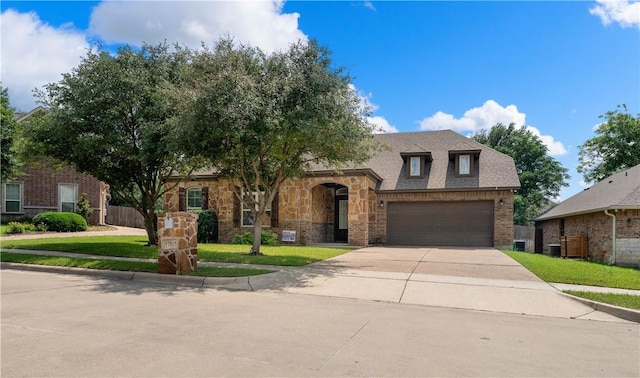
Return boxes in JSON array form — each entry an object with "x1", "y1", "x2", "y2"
[
  {"x1": 187, "y1": 188, "x2": 202, "y2": 210},
  {"x1": 59, "y1": 184, "x2": 77, "y2": 212},
  {"x1": 242, "y1": 191, "x2": 271, "y2": 227},
  {"x1": 3, "y1": 183, "x2": 22, "y2": 213}
]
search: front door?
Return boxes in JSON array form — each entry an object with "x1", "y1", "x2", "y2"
[{"x1": 334, "y1": 187, "x2": 348, "y2": 242}]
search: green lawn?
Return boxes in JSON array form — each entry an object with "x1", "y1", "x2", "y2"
[
  {"x1": 564, "y1": 291, "x2": 640, "y2": 310},
  {"x1": 0, "y1": 235, "x2": 354, "y2": 266},
  {"x1": 0, "y1": 252, "x2": 271, "y2": 277},
  {"x1": 503, "y1": 250, "x2": 640, "y2": 290}
]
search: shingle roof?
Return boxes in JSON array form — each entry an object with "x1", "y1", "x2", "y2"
[
  {"x1": 535, "y1": 164, "x2": 640, "y2": 221},
  {"x1": 322, "y1": 129, "x2": 520, "y2": 191}
]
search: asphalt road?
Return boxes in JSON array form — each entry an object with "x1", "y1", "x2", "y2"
[{"x1": 2, "y1": 269, "x2": 639, "y2": 377}]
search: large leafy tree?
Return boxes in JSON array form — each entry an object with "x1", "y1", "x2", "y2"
[
  {"x1": 25, "y1": 44, "x2": 196, "y2": 245},
  {"x1": 1, "y1": 86, "x2": 19, "y2": 183},
  {"x1": 578, "y1": 104, "x2": 640, "y2": 183},
  {"x1": 472, "y1": 123, "x2": 570, "y2": 225},
  {"x1": 175, "y1": 38, "x2": 377, "y2": 254}
]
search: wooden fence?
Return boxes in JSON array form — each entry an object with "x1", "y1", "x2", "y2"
[
  {"x1": 106, "y1": 205, "x2": 145, "y2": 229},
  {"x1": 513, "y1": 225, "x2": 535, "y2": 252}
]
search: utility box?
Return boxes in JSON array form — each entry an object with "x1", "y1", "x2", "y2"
[{"x1": 157, "y1": 212, "x2": 198, "y2": 274}]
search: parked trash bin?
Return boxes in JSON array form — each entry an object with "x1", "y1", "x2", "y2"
[
  {"x1": 514, "y1": 240, "x2": 526, "y2": 252},
  {"x1": 549, "y1": 244, "x2": 561, "y2": 257}
]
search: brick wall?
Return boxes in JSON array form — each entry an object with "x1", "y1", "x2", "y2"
[
  {"x1": 1, "y1": 165, "x2": 106, "y2": 225},
  {"x1": 537, "y1": 209, "x2": 640, "y2": 265}
]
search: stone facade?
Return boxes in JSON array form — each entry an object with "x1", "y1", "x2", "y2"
[
  {"x1": 0, "y1": 165, "x2": 108, "y2": 225},
  {"x1": 165, "y1": 176, "x2": 514, "y2": 248},
  {"x1": 537, "y1": 209, "x2": 640, "y2": 265},
  {"x1": 157, "y1": 212, "x2": 198, "y2": 274}
]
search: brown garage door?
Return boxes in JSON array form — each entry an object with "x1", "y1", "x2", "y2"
[{"x1": 387, "y1": 201, "x2": 494, "y2": 246}]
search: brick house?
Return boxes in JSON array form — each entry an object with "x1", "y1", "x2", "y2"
[
  {"x1": 0, "y1": 108, "x2": 109, "y2": 225},
  {"x1": 535, "y1": 164, "x2": 640, "y2": 266},
  {"x1": 164, "y1": 130, "x2": 520, "y2": 248}
]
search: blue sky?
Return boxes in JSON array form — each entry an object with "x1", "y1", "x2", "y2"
[{"x1": 2, "y1": 1, "x2": 639, "y2": 201}]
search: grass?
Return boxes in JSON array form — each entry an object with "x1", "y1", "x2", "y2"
[
  {"x1": 564, "y1": 291, "x2": 640, "y2": 310},
  {"x1": 0, "y1": 235, "x2": 354, "y2": 266},
  {"x1": 0, "y1": 252, "x2": 272, "y2": 277},
  {"x1": 503, "y1": 250, "x2": 640, "y2": 290}
]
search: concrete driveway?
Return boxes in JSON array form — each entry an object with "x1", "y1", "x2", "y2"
[{"x1": 253, "y1": 247, "x2": 626, "y2": 322}]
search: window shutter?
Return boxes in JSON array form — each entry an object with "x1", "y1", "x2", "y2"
[
  {"x1": 270, "y1": 191, "x2": 279, "y2": 228},
  {"x1": 201, "y1": 187, "x2": 209, "y2": 210},
  {"x1": 233, "y1": 187, "x2": 241, "y2": 228},
  {"x1": 178, "y1": 187, "x2": 186, "y2": 211}
]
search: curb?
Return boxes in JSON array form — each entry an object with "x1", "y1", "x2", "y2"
[
  {"x1": 559, "y1": 291, "x2": 640, "y2": 323},
  {"x1": 0, "y1": 262, "x2": 258, "y2": 291}
]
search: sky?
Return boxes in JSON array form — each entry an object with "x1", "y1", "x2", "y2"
[{"x1": 1, "y1": 0, "x2": 639, "y2": 201}]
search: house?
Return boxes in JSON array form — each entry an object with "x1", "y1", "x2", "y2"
[
  {"x1": 535, "y1": 164, "x2": 640, "y2": 266},
  {"x1": 0, "y1": 108, "x2": 109, "y2": 225},
  {"x1": 164, "y1": 130, "x2": 520, "y2": 248}
]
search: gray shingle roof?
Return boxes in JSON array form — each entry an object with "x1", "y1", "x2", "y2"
[
  {"x1": 329, "y1": 129, "x2": 520, "y2": 191},
  {"x1": 536, "y1": 164, "x2": 640, "y2": 221}
]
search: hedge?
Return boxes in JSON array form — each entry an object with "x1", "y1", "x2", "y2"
[{"x1": 33, "y1": 212, "x2": 87, "y2": 232}]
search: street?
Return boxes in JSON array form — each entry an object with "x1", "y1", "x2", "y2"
[{"x1": 2, "y1": 269, "x2": 638, "y2": 377}]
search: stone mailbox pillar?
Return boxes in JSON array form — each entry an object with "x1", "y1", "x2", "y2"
[{"x1": 157, "y1": 212, "x2": 198, "y2": 275}]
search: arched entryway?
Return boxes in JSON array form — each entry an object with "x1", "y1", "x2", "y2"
[{"x1": 310, "y1": 183, "x2": 348, "y2": 244}]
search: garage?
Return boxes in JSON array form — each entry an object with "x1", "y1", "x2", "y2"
[{"x1": 387, "y1": 201, "x2": 494, "y2": 247}]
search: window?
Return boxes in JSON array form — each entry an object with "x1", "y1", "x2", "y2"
[
  {"x1": 59, "y1": 184, "x2": 77, "y2": 212},
  {"x1": 187, "y1": 188, "x2": 202, "y2": 210},
  {"x1": 409, "y1": 156, "x2": 421, "y2": 177},
  {"x1": 457, "y1": 154, "x2": 471, "y2": 176},
  {"x1": 242, "y1": 191, "x2": 271, "y2": 227},
  {"x1": 3, "y1": 183, "x2": 23, "y2": 213}
]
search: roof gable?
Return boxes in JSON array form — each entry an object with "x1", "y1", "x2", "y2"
[{"x1": 536, "y1": 164, "x2": 640, "y2": 221}]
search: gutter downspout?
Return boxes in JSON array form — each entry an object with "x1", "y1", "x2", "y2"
[{"x1": 604, "y1": 209, "x2": 616, "y2": 265}]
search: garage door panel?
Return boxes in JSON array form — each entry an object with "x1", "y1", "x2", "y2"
[{"x1": 387, "y1": 201, "x2": 493, "y2": 247}]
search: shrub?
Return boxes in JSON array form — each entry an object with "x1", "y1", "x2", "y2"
[
  {"x1": 6, "y1": 222, "x2": 25, "y2": 234},
  {"x1": 232, "y1": 230, "x2": 278, "y2": 246},
  {"x1": 33, "y1": 212, "x2": 87, "y2": 232},
  {"x1": 76, "y1": 193, "x2": 94, "y2": 221},
  {"x1": 193, "y1": 209, "x2": 218, "y2": 243}
]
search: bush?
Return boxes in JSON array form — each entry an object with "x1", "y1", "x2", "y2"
[
  {"x1": 193, "y1": 209, "x2": 218, "y2": 243},
  {"x1": 76, "y1": 193, "x2": 94, "y2": 221},
  {"x1": 6, "y1": 222, "x2": 25, "y2": 234},
  {"x1": 232, "y1": 230, "x2": 278, "y2": 246},
  {"x1": 33, "y1": 212, "x2": 87, "y2": 232}
]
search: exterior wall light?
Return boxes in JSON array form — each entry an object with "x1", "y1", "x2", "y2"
[
  {"x1": 499, "y1": 199, "x2": 504, "y2": 206},
  {"x1": 379, "y1": 200, "x2": 384, "y2": 208}
]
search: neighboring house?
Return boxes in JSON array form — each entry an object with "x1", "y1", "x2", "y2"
[
  {"x1": 535, "y1": 164, "x2": 640, "y2": 266},
  {"x1": 0, "y1": 107, "x2": 109, "y2": 225},
  {"x1": 165, "y1": 130, "x2": 520, "y2": 248}
]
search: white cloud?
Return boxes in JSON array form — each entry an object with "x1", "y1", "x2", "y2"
[
  {"x1": 349, "y1": 84, "x2": 397, "y2": 133},
  {"x1": 89, "y1": 0, "x2": 308, "y2": 53},
  {"x1": 369, "y1": 116, "x2": 398, "y2": 133},
  {"x1": 0, "y1": 9, "x2": 89, "y2": 111},
  {"x1": 419, "y1": 100, "x2": 526, "y2": 132},
  {"x1": 419, "y1": 99, "x2": 567, "y2": 156},
  {"x1": 526, "y1": 126, "x2": 568, "y2": 156},
  {"x1": 364, "y1": 1, "x2": 377, "y2": 11},
  {"x1": 590, "y1": 0, "x2": 640, "y2": 29}
]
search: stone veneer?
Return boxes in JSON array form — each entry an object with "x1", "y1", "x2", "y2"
[
  {"x1": 157, "y1": 212, "x2": 198, "y2": 274},
  {"x1": 537, "y1": 209, "x2": 640, "y2": 265},
  {"x1": 165, "y1": 176, "x2": 515, "y2": 249}
]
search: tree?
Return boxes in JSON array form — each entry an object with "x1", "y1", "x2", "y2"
[
  {"x1": 25, "y1": 44, "x2": 197, "y2": 245},
  {"x1": 578, "y1": 104, "x2": 640, "y2": 183},
  {"x1": 472, "y1": 123, "x2": 570, "y2": 225},
  {"x1": 1, "y1": 86, "x2": 19, "y2": 183},
  {"x1": 175, "y1": 38, "x2": 377, "y2": 254}
]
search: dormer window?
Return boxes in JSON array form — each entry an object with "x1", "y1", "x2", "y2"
[
  {"x1": 449, "y1": 149, "x2": 480, "y2": 177},
  {"x1": 458, "y1": 154, "x2": 471, "y2": 176},
  {"x1": 401, "y1": 152, "x2": 431, "y2": 179},
  {"x1": 409, "y1": 156, "x2": 421, "y2": 177}
]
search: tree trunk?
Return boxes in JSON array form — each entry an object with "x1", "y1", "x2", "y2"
[
  {"x1": 251, "y1": 222, "x2": 262, "y2": 255},
  {"x1": 143, "y1": 212, "x2": 158, "y2": 246}
]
